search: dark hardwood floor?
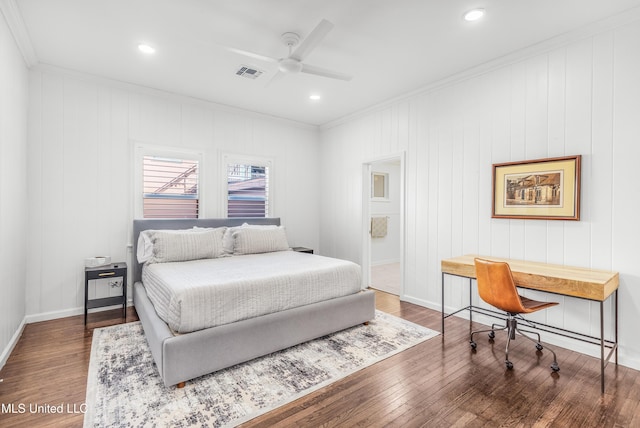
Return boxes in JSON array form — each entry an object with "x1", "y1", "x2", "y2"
[{"x1": 1, "y1": 292, "x2": 638, "y2": 427}]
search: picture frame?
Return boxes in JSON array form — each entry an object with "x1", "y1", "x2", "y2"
[{"x1": 492, "y1": 155, "x2": 581, "y2": 221}]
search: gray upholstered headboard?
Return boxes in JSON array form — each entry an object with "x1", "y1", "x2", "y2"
[{"x1": 132, "y1": 217, "x2": 281, "y2": 283}]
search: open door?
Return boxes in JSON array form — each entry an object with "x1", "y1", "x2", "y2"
[{"x1": 362, "y1": 153, "x2": 405, "y2": 297}]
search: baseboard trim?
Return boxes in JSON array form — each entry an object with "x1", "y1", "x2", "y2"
[
  {"x1": 401, "y1": 294, "x2": 440, "y2": 312},
  {"x1": 24, "y1": 300, "x2": 133, "y2": 324},
  {"x1": 25, "y1": 307, "x2": 84, "y2": 324},
  {"x1": 0, "y1": 317, "x2": 26, "y2": 371}
]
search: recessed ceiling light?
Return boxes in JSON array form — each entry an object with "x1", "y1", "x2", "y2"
[
  {"x1": 138, "y1": 43, "x2": 156, "y2": 54},
  {"x1": 463, "y1": 8, "x2": 485, "y2": 22},
  {"x1": 309, "y1": 94, "x2": 321, "y2": 101}
]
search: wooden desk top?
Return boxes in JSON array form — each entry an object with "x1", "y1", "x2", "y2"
[{"x1": 441, "y1": 254, "x2": 619, "y2": 302}]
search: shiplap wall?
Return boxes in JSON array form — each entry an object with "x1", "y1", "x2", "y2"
[
  {"x1": 0, "y1": 12, "x2": 28, "y2": 365},
  {"x1": 25, "y1": 67, "x2": 320, "y2": 319},
  {"x1": 319, "y1": 21, "x2": 640, "y2": 369}
]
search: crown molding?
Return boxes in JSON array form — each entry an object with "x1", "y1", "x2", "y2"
[
  {"x1": 0, "y1": 0, "x2": 38, "y2": 67},
  {"x1": 320, "y1": 5, "x2": 640, "y2": 131}
]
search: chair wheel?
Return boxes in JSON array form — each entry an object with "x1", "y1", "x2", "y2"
[
  {"x1": 551, "y1": 363, "x2": 560, "y2": 372},
  {"x1": 470, "y1": 341, "x2": 477, "y2": 349},
  {"x1": 506, "y1": 360, "x2": 513, "y2": 369},
  {"x1": 488, "y1": 331, "x2": 495, "y2": 339},
  {"x1": 536, "y1": 343, "x2": 543, "y2": 351}
]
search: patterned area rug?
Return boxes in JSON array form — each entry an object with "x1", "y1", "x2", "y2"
[{"x1": 84, "y1": 311, "x2": 438, "y2": 427}]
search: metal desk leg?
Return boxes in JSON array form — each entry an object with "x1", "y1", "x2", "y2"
[
  {"x1": 598, "y1": 289, "x2": 620, "y2": 394},
  {"x1": 615, "y1": 289, "x2": 619, "y2": 364},
  {"x1": 600, "y1": 301, "x2": 605, "y2": 394},
  {"x1": 441, "y1": 272, "x2": 445, "y2": 334},
  {"x1": 469, "y1": 277, "x2": 473, "y2": 329}
]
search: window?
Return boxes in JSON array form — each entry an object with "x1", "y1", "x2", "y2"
[
  {"x1": 371, "y1": 172, "x2": 389, "y2": 200},
  {"x1": 143, "y1": 155, "x2": 199, "y2": 218},
  {"x1": 226, "y1": 160, "x2": 270, "y2": 218}
]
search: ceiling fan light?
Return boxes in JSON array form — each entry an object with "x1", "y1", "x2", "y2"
[
  {"x1": 463, "y1": 8, "x2": 485, "y2": 22},
  {"x1": 278, "y1": 58, "x2": 303, "y2": 74}
]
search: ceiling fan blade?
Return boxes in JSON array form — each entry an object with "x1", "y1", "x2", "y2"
[
  {"x1": 225, "y1": 46, "x2": 278, "y2": 64},
  {"x1": 290, "y1": 19, "x2": 334, "y2": 61},
  {"x1": 265, "y1": 70, "x2": 285, "y2": 87},
  {"x1": 301, "y1": 63, "x2": 352, "y2": 81}
]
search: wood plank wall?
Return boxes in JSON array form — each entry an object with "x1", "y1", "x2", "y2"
[
  {"x1": 24, "y1": 68, "x2": 321, "y2": 322},
  {"x1": 319, "y1": 21, "x2": 640, "y2": 370},
  {"x1": 0, "y1": 14, "x2": 29, "y2": 366}
]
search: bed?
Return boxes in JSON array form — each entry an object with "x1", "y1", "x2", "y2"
[{"x1": 132, "y1": 218, "x2": 376, "y2": 387}]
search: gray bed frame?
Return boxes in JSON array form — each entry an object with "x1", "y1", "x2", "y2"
[{"x1": 132, "y1": 218, "x2": 376, "y2": 387}]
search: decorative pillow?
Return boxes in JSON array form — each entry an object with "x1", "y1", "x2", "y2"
[
  {"x1": 148, "y1": 227, "x2": 226, "y2": 263},
  {"x1": 221, "y1": 223, "x2": 279, "y2": 255},
  {"x1": 232, "y1": 226, "x2": 290, "y2": 255},
  {"x1": 136, "y1": 230, "x2": 155, "y2": 263}
]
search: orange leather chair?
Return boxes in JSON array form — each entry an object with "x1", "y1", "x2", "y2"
[{"x1": 471, "y1": 258, "x2": 560, "y2": 371}]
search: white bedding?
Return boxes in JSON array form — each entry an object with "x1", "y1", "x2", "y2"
[{"x1": 142, "y1": 251, "x2": 363, "y2": 333}]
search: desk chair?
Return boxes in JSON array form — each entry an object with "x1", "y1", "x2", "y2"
[{"x1": 470, "y1": 258, "x2": 560, "y2": 372}]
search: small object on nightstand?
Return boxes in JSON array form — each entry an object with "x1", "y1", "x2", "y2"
[
  {"x1": 84, "y1": 262, "x2": 127, "y2": 325},
  {"x1": 84, "y1": 256, "x2": 111, "y2": 268},
  {"x1": 292, "y1": 247, "x2": 314, "y2": 254}
]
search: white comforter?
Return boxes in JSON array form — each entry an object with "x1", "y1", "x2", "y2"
[{"x1": 142, "y1": 251, "x2": 362, "y2": 333}]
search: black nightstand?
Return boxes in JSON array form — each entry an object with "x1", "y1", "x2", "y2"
[
  {"x1": 84, "y1": 262, "x2": 127, "y2": 325},
  {"x1": 292, "y1": 247, "x2": 314, "y2": 254}
]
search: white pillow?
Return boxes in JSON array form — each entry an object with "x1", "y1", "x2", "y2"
[
  {"x1": 221, "y1": 223, "x2": 279, "y2": 255},
  {"x1": 148, "y1": 227, "x2": 226, "y2": 263},
  {"x1": 232, "y1": 226, "x2": 290, "y2": 255},
  {"x1": 136, "y1": 230, "x2": 155, "y2": 263}
]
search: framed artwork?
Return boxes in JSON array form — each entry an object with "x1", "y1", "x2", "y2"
[{"x1": 492, "y1": 155, "x2": 581, "y2": 221}]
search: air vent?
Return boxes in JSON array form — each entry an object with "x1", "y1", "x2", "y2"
[{"x1": 236, "y1": 65, "x2": 264, "y2": 79}]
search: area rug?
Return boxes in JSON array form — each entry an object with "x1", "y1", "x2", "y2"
[{"x1": 84, "y1": 310, "x2": 438, "y2": 427}]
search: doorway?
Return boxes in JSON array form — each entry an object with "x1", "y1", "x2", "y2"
[{"x1": 362, "y1": 153, "x2": 405, "y2": 297}]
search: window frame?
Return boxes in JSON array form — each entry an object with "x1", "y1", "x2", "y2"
[
  {"x1": 222, "y1": 153, "x2": 273, "y2": 218},
  {"x1": 134, "y1": 144, "x2": 205, "y2": 219},
  {"x1": 371, "y1": 171, "x2": 389, "y2": 201}
]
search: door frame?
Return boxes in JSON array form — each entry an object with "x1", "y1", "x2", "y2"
[{"x1": 361, "y1": 152, "x2": 406, "y2": 297}]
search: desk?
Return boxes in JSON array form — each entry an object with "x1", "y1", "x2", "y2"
[{"x1": 441, "y1": 254, "x2": 619, "y2": 393}]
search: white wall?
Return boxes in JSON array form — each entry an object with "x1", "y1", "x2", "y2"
[
  {"x1": 0, "y1": 10, "x2": 28, "y2": 366},
  {"x1": 319, "y1": 19, "x2": 640, "y2": 369},
  {"x1": 25, "y1": 66, "x2": 320, "y2": 319}
]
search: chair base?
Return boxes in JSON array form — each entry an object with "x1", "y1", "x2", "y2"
[{"x1": 470, "y1": 315, "x2": 560, "y2": 372}]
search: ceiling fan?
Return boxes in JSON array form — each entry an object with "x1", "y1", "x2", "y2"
[{"x1": 227, "y1": 19, "x2": 352, "y2": 83}]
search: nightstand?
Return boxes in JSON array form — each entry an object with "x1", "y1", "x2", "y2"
[
  {"x1": 84, "y1": 262, "x2": 127, "y2": 325},
  {"x1": 292, "y1": 247, "x2": 314, "y2": 254}
]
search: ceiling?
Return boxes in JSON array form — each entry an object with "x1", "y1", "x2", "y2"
[{"x1": 12, "y1": 0, "x2": 640, "y2": 126}]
